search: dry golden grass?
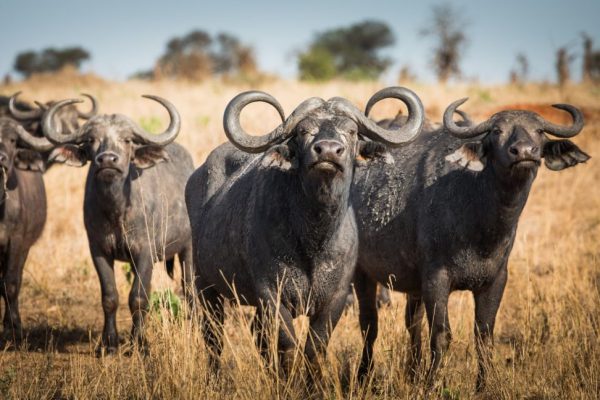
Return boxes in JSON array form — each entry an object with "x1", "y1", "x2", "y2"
[{"x1": 0, "y1": 77, "x2": 598, "y2": 399}]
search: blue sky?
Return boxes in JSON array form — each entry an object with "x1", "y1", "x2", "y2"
[{"x1": 1, "y1": 0, "x2": 599, "y2": 83}]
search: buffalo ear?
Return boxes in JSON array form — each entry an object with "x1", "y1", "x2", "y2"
[
  {"x1": 48, "y1": 145, "x2": 88, "y2": 167},
  {"x1": 445, "y1": 141, "x2": 486, "y2": 172},
  {"x1": 543, "y1": 140, "x2": 590, "y2": 171},
  {"x1": 356, "y1": 141, "x2": 393, "y2": 167},
  {"x1": 261, "y1": 143, "x2": 296, "y2": 171},
  {"x1": 14, "y1": 149, "x2": 45, "y2": 172},
  {"x1": 132, "y1": 145, "x2": 169, "y2": 169}
]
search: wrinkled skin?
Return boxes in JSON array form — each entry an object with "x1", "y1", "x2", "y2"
[
  {"x1": 48, "y1": 115, "x2": 194, "y2": 353},
  {"x1": 352, "y1": 109, "x2": 589, "y2": 389},
  {"x1": 186, "y1": 107, "x2": 391, "y2": 374},
  {"x1": 0, "y1": 118, "x2": 46, "y2": 344}
]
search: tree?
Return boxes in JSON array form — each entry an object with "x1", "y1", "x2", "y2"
[
  {"x1": 556, "y1": 47, "x2": 574, "y2": 87},
  {"x1": 154, "y1": 30, "x2": 258, "y2": 81},
  {"x1": 582, "y1": 33, "x2": 593, "y2": 83},
  {"x1": 582, "y1": 33, "x2": 600, "y2": 83},
  {"x1": 13, "y1": 47, "x2": 90, "y2": 77},
  {"x1": 421, "y1": 3, "x2": 468, "y2": 84},
  {"x1": 297, "y1": 20, "x2": 395, "y2": 81},
  {"x1": 298, "y1": 47, "x2": 336, "y2": 81},
  {"x1": 590, "y1": 52, "x2": 600, "y2": 83},
  {"x1": 212, "y1": 33, "x2": 257, "y2": 76},
  {"x1": 509, "y1": 53, "x2": 529, "y2": 84}
]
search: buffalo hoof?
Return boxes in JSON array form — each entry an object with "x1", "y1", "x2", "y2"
[
  {"x1": 95, "y1": 345, "x2": 118, "y2": 357},
  {"x1": 1, "y1": 329, "x2": 23, "y2": 350},
  {"x1": 122, "y1": 336, "x2": 149, "y2": 357}
]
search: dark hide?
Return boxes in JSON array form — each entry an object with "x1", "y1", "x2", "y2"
[
  {"x1": 351, "y1": 110, "x2": 589, "y2": 389},
  {"x1": 48, "y1": 114, "x2": 194, "y2": 353},
  {"x1": 0, "y1": 117, "x2": 46, "y2": 343}
]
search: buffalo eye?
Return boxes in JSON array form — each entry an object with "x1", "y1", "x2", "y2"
[
  {"x1": 492, "y1": 127, "x2": 502, "y2": 135},
  {"x1": 123, "y1": 138, "x2": 132, "y2": 144},
  {"x1": 536, "y1": 128, "x2": 544, "y2": 135}
]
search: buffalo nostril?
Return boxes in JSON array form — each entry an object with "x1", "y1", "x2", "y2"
[
  {"x1": 335, "y1": 146, "x2": 344, "y2": 155},
  {"x1": 314, "y1": 145, "x2": 322, "y2": 155},
  {"x1": 509, "y1": 147, "x2": 519, "y2": 156},
  {"x1": 531, "y1": 146, "x2": 539, "y2": 154}
]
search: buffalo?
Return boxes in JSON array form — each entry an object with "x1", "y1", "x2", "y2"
[
  {"x1": 41, "y1": 95, "x2": 194, "y2": 353},
  {"x1": 185, "y1": 87, "x2": 424, "y2": 374},
  {"x1": 0, "y1": 116, "x2": 49, "y2": 344},
  {"x1": 6, "y1": 92, "x2": 98, "y2": 136},
  {"x1": 352, "y1": 98, "x2": 589, "y2": 389}
]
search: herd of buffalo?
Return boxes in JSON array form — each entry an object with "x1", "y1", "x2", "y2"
[{"x1": 0, "y1": 86, "x2": 590, "y2": 390}]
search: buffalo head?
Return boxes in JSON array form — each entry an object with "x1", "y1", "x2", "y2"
[
  {"x1": 9, "y1": 92, "x2": 98, "y2": 135},
  {"x1": 42, "y1": 95, "x2": 180, "y2": 182},
  {"x1": 223, "y1": 87, "x2": 424, "y2": 200},
  {"x1": 0, "y1": 118, "x2": 49, "y2": 201},
  {"x1": 443, "y1": 98, "x2": 589, "y2": 178}
]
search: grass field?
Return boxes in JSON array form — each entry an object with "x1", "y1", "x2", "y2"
[{"x1": 0, "y1": 74, "x2": 598, "y2": 399}]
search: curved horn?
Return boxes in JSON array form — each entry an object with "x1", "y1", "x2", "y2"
[
  {"x1": 42, "y1": 99, "x2": 86, "y2": 144},
  {"x1": 34, "y1": 101, "x2": 48, "y2": 111},
  {"x1": 361, "y1": 86, "x2": 424, "y2": 146},
  {"x1": 130, "y1": 95, "x2": 181, "y2": 146},
  {"x1": 9, "y1": 92, "x2": 42, "y2": 120},
  {"x1": 443, "y1": 98, "x2": 494, "y2": 138},
  {"x1": 329, "y1": 87, "x2": 424, "y2": 146},
  {"x1": 14, "y1": 124, "x2": 53, "y2": 151},
  {"x1": 541, "y1": 104, "x2": 584, "y2": 138},
  {"x1": 223, "y1": 90, "x2": 325, "y2": 153},
  {"x1": 454, "y1": 109, "x2": 472, "y2": 125},
  {"x1": 77, "y1": 93, "x2": 98, "y2": 119}
]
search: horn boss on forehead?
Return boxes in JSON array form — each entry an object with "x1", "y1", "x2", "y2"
[
  {"x1": 444, "y1": 98, "x2": 585, "y2": 139},
  {"x1": 223, "y1": 91, "x2": 323, "y2": 153},
  {"x1": 223, "y1": 86, "x2": 425, "y2": 153},
  {"x1": 43, "y1": 95, "x2": 181, "y2": 146}
]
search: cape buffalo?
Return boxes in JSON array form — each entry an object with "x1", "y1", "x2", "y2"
[
  {"x1": 4, "y1": 92, "x2": 98, "y2": 167},
  {"x1": 6, "y1": 92, "x2": 98, "y2": 136},
  {"x1": 42, "y1": 95, "x2": 194, "y2": 353},
  {"x1": 352, "y1": 98, "x2": 589, "y2": 389},
  {"x1": 0, "y1": 117, "x2": 49, "y2": 344},
  {"x1": 185, "y1": 87, "x2": 424, "y2": 374}
]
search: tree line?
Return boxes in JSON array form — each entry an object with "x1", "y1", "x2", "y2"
[{"x1": 9, "y1": 4, "x2": 600, "y2": 85}]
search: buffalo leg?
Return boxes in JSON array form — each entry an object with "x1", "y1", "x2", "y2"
[
  {"x1": 129, "y1": 254, "x2": 153, "y2": 348},
  {"x1": 405, "y1": 294, "x2": 425, "y2": 381},
  {"x1": 422, "y1": 268, "x2": 452, "y2": 385},
  {"x1": 91, "y1": 245, "x2": 118, "y2": 354},
  {"x1": 276, "y1": 305, "x2": 297, "y2": 375},
  {"x1": 473, "y1": 267, "x2": 507, "y2": 391},
  {"x1": 200, "y1": 286, "x2": 225, "y2": 371},
  {"x1": 1, "y1": 245, "x2": 27, "y2": 343},
  {"x1": 355, "y1": 268, "x2": 379, "y2": 379},
  {"x1": 305, "y1": 285, "x2": 348, "y2": 380},
  {"x1": 178, "y1": 243, "x2": 195, "y2": 314}
]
